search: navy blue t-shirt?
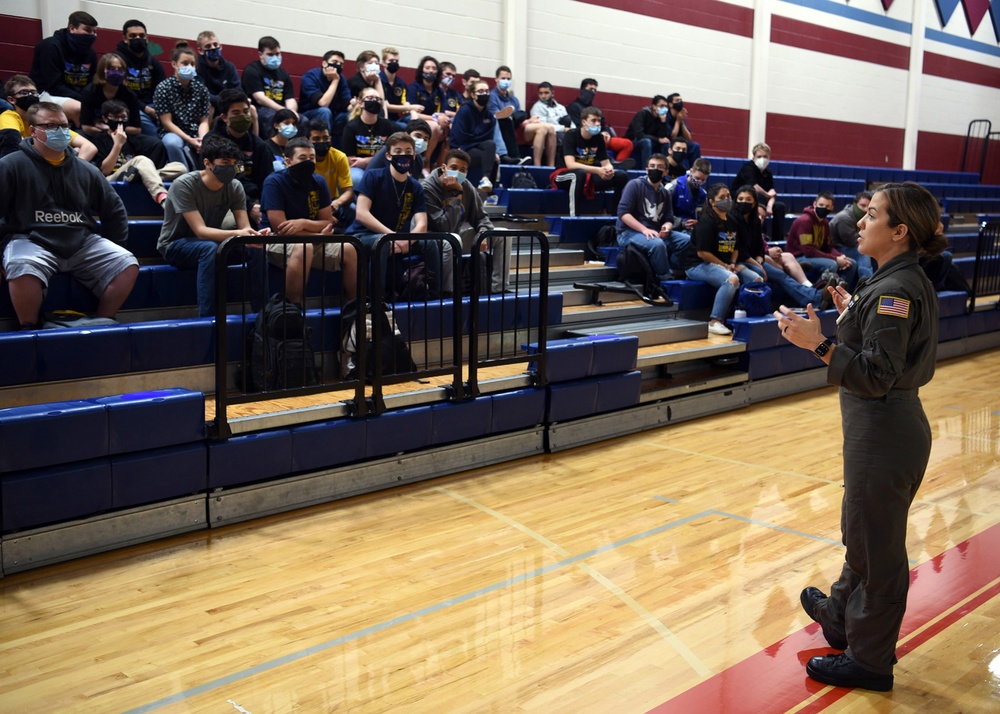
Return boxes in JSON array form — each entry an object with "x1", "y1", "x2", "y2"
[
  {"x1": 259, "y1": 171, "x2": 332, "y2": 231},
  {"x1": 346, "y1": 167, "x2": 426, "y2": 234}
]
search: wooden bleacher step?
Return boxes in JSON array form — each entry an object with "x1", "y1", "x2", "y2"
[
  {"x1": 564, "y1": 318, "x2": 708, "y2": 347},
  {"x1": 512, "y1": 246, "x2": 584, "y2": 269}
]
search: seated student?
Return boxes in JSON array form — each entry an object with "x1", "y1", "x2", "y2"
[
  {"x1": 449, "y1": 79, "x2": 500, "y2": 194},
  {"x1": 29, "y1": 10, "x2": 98, "y2": 127},
  {"x1": 664, "y1": 93, "x2": 700, "y2": 162},
  {"x1": 1, "y1": 75, "x2": 97, "y2": 160},
  {"x1": 157, "y1": 135, "x2": 269, "y2": 317},
  {"x1": 261, "y1": 137, "x2": 358, "y2": 306},
  {"x1": 626, "y1": 95, "x2": 672, "y2": 171},
  {"x1": 381, "y1": 47, "x2": 422, "y2": 130},
  {"x1": 616, "y1": 153, "x2": 689, "y2": 281},
  {"x1": 530, "y1": 82, "x2": 570, "y2": 144},
  {"x1": 306, "y1": 120, "x2": 355, "y2": 229},
  {"x1": 566, "y1": 79, "x2": 634, "y2": 165},
  {"x1": 731, "y1": 142, "x2": 786, "y2": 242},
  {"x1": 437, "y1": 63, "x2": 463, "y2": 119},
  {"x1": 299, "y1": 50, "x2": 353, "y2": 143},
  {"x1": 347, "y1": 50, "x2": 386, "y2": 101},
  {"x1": 113, "y1": 19, "x2": 165, "y2": 137},
  {"x1": 732, "y1": 185, "x2": 833, "y2": 310},
  {"x1": 265, "y1": 108, "x2": 301, "y2": 162},
  {"x1": 342, "y1": 86, "x2": 398, "y2": 186},
  {"x1": 462, "y1": 69, "x2": 481, "y2": 102},
  {"x1": 552, "y1": 106, "x2": 630, "y2": 216},
  {"x1": 664, "y1": 137, "x2": 689, "y2": 179},
  {"x1": 90, "y1": 99, "x2": 184, "y2": 207},
  {"x1": 367, "y1": 119, "x2": 431, "y2": 178},
  {"x1": 153, "y1": 42, "x2": 210, "y2": 169},
  {"x1": 489, "y1": 65, "x2": 556, "y2": 166},
  {"x1": 204, "y1": 89, "x2": 275, "y2": 226},
  {"x1": 666, "y1": 158, "x2": 712, "y2": 240},
  {"x1": 1, "y1": 101, "x2": 138, "y2": 329},
  {"x1": 195, "y1": 30, "x2": 244, "y2": 118},
  {"x1": 681, "y1": 183, "x2": 761, "y2": 336},
  {"x1": 829, "y1": 190, "x2": 874, "y2": 279},
  {"x1": 79, "y1": 52, "x2": 143, "y2": 136},
  {"x1": 242, "y1": 36, "x2": 298, "y2": 138},
  {"x1": 423, "y1": 149, "x2": 511, "y2": 294},
  {"x1": 408, "y1": 56, "x2": 450, "y2": 165},
  {"x1": 786, "y1": 191, "x2": 858, "y2": 289},
  {"x1": 346, "y1": 131, "x2": 440, "y2": 291}
]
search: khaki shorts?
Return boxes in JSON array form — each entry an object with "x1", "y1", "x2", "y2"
[{"x1": 265, "y1": 240, "x2": 344, "y2": 270}]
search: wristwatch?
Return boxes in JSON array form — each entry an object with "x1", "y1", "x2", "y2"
[{"x1": 813, "y1": 338, "x2": 834, "y2": 359}]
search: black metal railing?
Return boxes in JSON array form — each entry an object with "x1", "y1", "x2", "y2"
[
  {"x1": 970, "y1": 220, "x2": 1000, "y2": 314},
  {"x1": 962, "y1": 119, "x2": 991, "y2": 179}
]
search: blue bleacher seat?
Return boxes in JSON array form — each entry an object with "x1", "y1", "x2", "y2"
[
  {"x1": 662, "y1": 279, "x2": 714, "y2": 310},
  {"x1": 588, "y1": 334, "x2": 639, "y2": 374},
  {"x1": 36, "y1": 325, "x2": 131, "y2": 381},
  {"x1": 595, "y1": 370, "x2": 642, "y2": 413},
  {"x1": 431, "y1": 397, "x2": 493, "y2": 445},
  {"x1": 111, "y1": 180, "x2": 165, "y2": 216},
  {"x1": 547, "y1": 378, "x2": 600, "y2": 423},
  {"x1": 938, "y1": 315, "x2": 969, "y2": 342},
  {"x1": 290, "y1": 418, "x2": 368, "y2": 473},
  {"x1": 2, "y1": 458, "x2": 113, "y2": 532},
  {"x1": 0, "y1": 332, "x2": 37, "y2": 387},
  {"x1": 128, "y1": 319, "x2": 215, "y2": 371},
  {"x1": 111, "y1": 443, "x2": 207, "y2": 509},
  {"x1": 525, "y1": 338, "x2": 594, "y2": 382},
  {"x1": 365, "y1": 405, "x2": 434, "y2": 458},
  {"x1": 0, "y1": 400, "x2": 109, "y2": 472},
  {"x1": 490, "y1": 388, "x2": 546, "y2": 433},
  {"x1": 90, "y1": 388, "x2": 205, "y2": 455},
  {"x1": 207, "y1": 429, "x2": 293, "y2": 489},
  {"x1": 546, "y1": 216, "x2": 615, "y2": 244},
  {"x1": 127, "y1": 219, "x2": 163, "y2": 259},
  {"x1": 937, "y1": 291, "x2": 968, "y2": 318}
]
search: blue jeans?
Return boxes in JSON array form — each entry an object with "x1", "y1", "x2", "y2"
[
  {"x1": 759, "y1": 261, "x2": 823, "y2": 308},
  {"x1": 617, "y1": 228, "x2": 689, "y2": 279},
  {"x1": 838, "y1": 246, "x2": 873, "y2": 279},
  {"x1": 139, "y1": 110, "x2": 159, "y2": 138},
  {"x1": 164, "y1": 237, "x2": 266, "y2": 316},
  {"x1": 798, "y1": 255, "x2": 859, "y2": 290},
  {"x1": 686, "y1": 262, "x2": 739, "y2": 322},
  {"x1": 351, "y1": 231, "x2": 443, "y2": 298},
  {"x1": 632, "y1": 138, "x2": 653, "y2": 172},
  {"x1": 349, "y1": 166, "x2": 366, "y2": 188},
  {"x1": 161, "y1": 133, "x2": 194, "y2": 169}
]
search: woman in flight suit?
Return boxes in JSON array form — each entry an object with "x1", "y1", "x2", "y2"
[{"x1": 773, "y1": 182, "x2": 946, "y2": 691}]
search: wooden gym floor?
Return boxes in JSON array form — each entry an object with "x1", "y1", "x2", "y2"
[{"x1": 1, "y1": 351, "x2": 999, "y2": 713}]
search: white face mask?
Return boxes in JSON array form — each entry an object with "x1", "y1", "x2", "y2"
[
  {"x1": 365, "y1": 62, "x2": 380, "y2": 74},
  {"x1": 754, "y1": 156, "x2": 769, "y2": 171}
]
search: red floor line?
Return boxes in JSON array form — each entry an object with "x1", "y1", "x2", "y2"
[{"x1": 645, "y1": 521, "x2": 1000, "y2": 714}]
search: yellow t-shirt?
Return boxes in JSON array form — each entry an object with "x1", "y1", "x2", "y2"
[{"x1": 315, "y1": 146, "x2": 352, "y2": 201}]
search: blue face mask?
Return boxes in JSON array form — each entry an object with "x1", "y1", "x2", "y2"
[
  {"x1": 278, "y1": 123, "x2": 298, "y2": 139},
  {"x1": 413, "y1": 137, "x2": 428, "y2": 154},
  {"x1": 205, "y1": 48, "x2": 222, "y2": 62},
  {"x1": 177, "y1": 65, "x2": 197, "y2": 81},
  {"x1": 263, "y1": 54, "x2": 282, "y2": 70},
  {"x1": 656, "y1": 105, "x2": 668, "y2": 116},
  {"x1": 445, "y1": 169, "x2": 467, "y2": 185},
  {"x1": 497, "y1": 79, "x2": 511, "y2": 91},
  {"x1": 585, "y1": 124, "x2": 601, "y2": 136},
  {"x1": 40, "y1": 127, "x2": 72, "y2": 152}
]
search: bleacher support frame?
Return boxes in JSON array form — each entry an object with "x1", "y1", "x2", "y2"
[{"x1": 969, "y1": 221, "x2": 1000, "y2": 314}]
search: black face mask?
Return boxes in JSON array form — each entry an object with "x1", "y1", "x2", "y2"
[
  {"x1": 288, "y1": 160, "x2": 316, "y2": 183},
  {"x1": 671, "y1": 151, "x2": 686, "y2": 164},
  {"x1": 386, "y1": 60, "x2": 399, "y2": 74},
  {"x1": 544, "y1": 97, "x2": 555, "y2": 107},
  {"x1": 736, "y1": 201, "x2": 755, "y2": 216},
  {"x1": 389, "y1": 154, "x2": 413, "y2": 174},
  {"x1": 814, "y1": 206, "x2": 831, "y2": 219},
  {"x1": 646, "y1": 168, "x2": 664, "y2": 184},
  {"x1": 363, "y1": 99, "x2": 382, "y2": 115},
  {"x1": 106, "y1": 119, "x2": 123, "y2": 133},
  {"x1": 474, "y1": 94, "x2": 489, "y2": 108},
  {"x1": 66, "y1": 32, "x2": 97, "y2": 54},
  {"x1": 423, "y1": 71, "x2": 438, "y2": 84},
  {"x1": 578, "y1": 89, "x2": 595, "y2": 106},
  {"x1": 15, "y1": 94, "x2": 40, "y2": 111},
  {"x1": 672, "y1": 101, "x2": 684, "y2": 112},
  {"x1": 312, "y1": 142, "x2": 331, "y2": 158},
  {"x1": 330, "y1": 62, "x2": 343, "y2": 73},
  {"x1": 128, "y1": 37, "x2": 147, "y2": 54}
]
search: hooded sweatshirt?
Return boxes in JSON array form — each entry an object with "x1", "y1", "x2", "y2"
[
  {"x1": 29, "y1": 28, "x2": 97, "y2": 100},
  {"x1": 785, "y1": 205, "x2": 841, "y2": 260},
  {"x1": 0, "y1": 138, "x2": 128, "y2": 258},
  {"x1": 114, "y1": 39, "x2": 167, "y2": 109},
  {"x1": 421, "y1": 166, "x2": 493, "y2": 235}
]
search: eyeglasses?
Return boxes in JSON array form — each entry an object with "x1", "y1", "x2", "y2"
[
  {"x1": 12, "y1": 89, "x2": 37, "y2": 97},
  {"x1": 33, "y1": 122, "x2": 71, "y2": 131},
  {"x1": 474, "y1": 91, "x2": 490, "y2": 96}
]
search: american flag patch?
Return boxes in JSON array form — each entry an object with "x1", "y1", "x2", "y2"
[{"x1": 877, "y1": 295, "x2": 910, "y2": 318}]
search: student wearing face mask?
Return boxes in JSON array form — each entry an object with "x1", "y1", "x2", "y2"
[
  {"x1": 566, "y1": 79, "x2": 634, "y2": 167},
  {"x1": 261, "y1": 138, "x2": 358, "y2": 306},
  {"x1": 80, "y1": 53, "x2": 143, "y2": 137},
  {"x1": 113, "y1": 20, "x2": 166, "y2": 137},
  {"x1": 423, "y1": 149, "x2": 510, "y2": 295},
  {"x1": 408, "y1": 56, "x2": 450, "y2": 166},
  {"x1": 367, "y1": 119, "x2": 432, "y2": 178},
  {"x1": 489, "y1": 66, "x2": 556, "y2": 167},
  {"x1": 342, "y1": 87, "x2": 399, "y2": 186},
  {"x1": 529, "y1": 82, "x2": 570, "y2": 142},
  {"x1": 196, "y1": 31, "x2": 243, "y2": 112},
  {"x1": 552, "y1": 106, "x2": 629, "y2": 216},
  {"x1": 665, "y1": 158, "x2": 712, "y2": 240},
  {"x1": 625, "y1": 95, "x2": 672, "y2": 173},
  {"x1": 829, "y1": 191, "x2": 875, "y2": 280},
  {"x1": 153, "y1": 43, "x2": 210, "y2": 170},
  {"x1": 437, "y1": 63, "x2": 463, "y2": 119},
  {"x1": 1, "y1": 101, "x2": 139, "y2": 330},
  {"x1": 306, "y1": 120, "x2": 354, "y2": 229},
  {"x1": 732, "y1": 142, "x2": 787, "y2": 242},
  {"x1": 379, "y1": 48, "x2": 422, "y2": 130},
  {"x1": 786, "y1": 192, "x2": 859, "y2": 290},
  {"x1": 158, "y1": 135, "x2": 269, "y2": 317},
  {"x1": 29, "y1": 11, "x2": 99, "y2": 128},
  {"x1": 266, "y1": 109, "x2": 301, "y2": 162},
  {"x1": 299, "y1": 50, "x2": 353, "y2": 145},
  {"x1": 665, "y1": 138, "x2": 689, "y2": 179},
  {"x1": 242, "y1": 36, "x2": 298, "y2": 139},
  {"x1": 447, "y1": 80, "x2": 500, "y2": 194},
  {"x1": 681, "y1": 183, "x2": 760, "y2": 335},
  {"x1": 664, "y1": 93, "x2": 700, "y2": 162},
  {"x1": 0, "y1": 75, "x2": 97, "y2": 161},
  {"x1": 616, "y1": 153, "x2": 688, "y2": 282}
]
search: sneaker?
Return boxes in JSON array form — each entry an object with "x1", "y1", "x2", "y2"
[
  {"x1": 708, "y1": 321, "x2": 732, "y2": 336},
  {"x1": 484, "y1": 194, "x2": 499, "y2": 206},
  {"x1": 611, "y1": 158, "x2": 635, "y2": 170},
  {"x1": 477, "y1": 176, "x2": 493, "y2": 193},
  {"x1": 800, "y1": 587, "x2": 848, "y2": 649},
  {"x1": 806, "y1": 653, "x2": 893, "y2": 691}
]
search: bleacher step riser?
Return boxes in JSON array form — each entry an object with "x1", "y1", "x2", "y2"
[{"x1": 564, "y1": 319, "x2": 707, "y2": 346}]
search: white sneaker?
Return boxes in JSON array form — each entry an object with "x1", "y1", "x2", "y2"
[
  {"x1": 708, "y1": 321, "x2": 732, "y2": 336},
  {"x1": 478, "y1": 176, "x2": 493, "y2": 193},
  {"x1": 484, "y1": 194, "x2": 499, "y2": 206}
]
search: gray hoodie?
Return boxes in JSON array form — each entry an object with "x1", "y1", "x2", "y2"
[{"x1": 421, "y1": 166, "x2": 493, "y2": 238}]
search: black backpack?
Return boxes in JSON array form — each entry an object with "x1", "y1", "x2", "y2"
[
  {"x1": 586, "y1": 224, "x2": 618, "y2": 261},
  {"x1": 338, "y1": 299, "x2": 417, "y2": 381},
  {"x1": 615, "y1": 243, "x2": 673, "y2": 306},
  {"x1": 386, "y1": 253, "x2": 436, "y2": 302},
  {"x1": 511, "y1": 168, "x2": 537, "y2": 189},
  {"x1": 459, "y1": 251, "x2": 494, "y2": 296},
  {"x1": 248, "y1": 293, "x2": 319, "y2": 392}
]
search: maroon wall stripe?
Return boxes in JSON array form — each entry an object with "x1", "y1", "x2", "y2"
[
  {"x1": 770, "y1": 14, "x2": 910, "y2": 69},
  {"x1": 923, "y1": 51, "x2": 1000, "y2": 90},
  {"x1": 574, "y1": 0, "x2": 754, "y2": 38},
  {"x1": 766, "y1": 113, "x2": 904, "y2": 166}
]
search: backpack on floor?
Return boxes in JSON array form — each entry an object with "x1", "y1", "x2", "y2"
[
  {"x1": 248, "y1": 293, "x2": 319, "y2": 391},
  {"x1": 615, "y1": 243, "x2": 673, "y2": 306},
  {"x1": 511, "y1": 167, "x2": 537, "y2": 189},
  {"x1": 459, "y1": 251, "x2": 494, "y2": 296},
  {"x1": 737, "y1": 282, "x2": 773, "y2": 317},
  {"x1": 586, "y1": 224, "x2": 618, "y2": 262},
  {"x1": 338, "y1": 299, "x2": 417, "y2": 381},
  {"x1": 386, "y1": 253, "x2": 437, "y2": 302}
]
